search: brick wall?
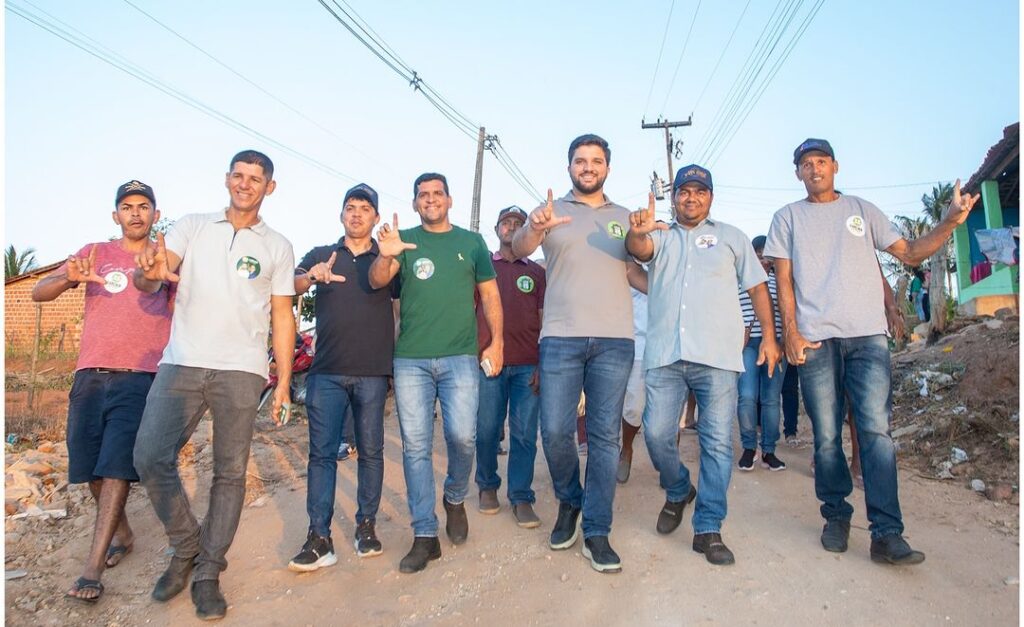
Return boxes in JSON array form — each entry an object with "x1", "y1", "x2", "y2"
[{"x1": 5, "y1": 265, "x2": 85, "y2": 354}]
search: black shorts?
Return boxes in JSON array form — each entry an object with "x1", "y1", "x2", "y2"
[{"x1": 66, "y1": 369, "x2": 154, "y2": 483}]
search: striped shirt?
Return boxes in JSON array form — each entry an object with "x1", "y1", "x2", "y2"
[{"x1": 738, "y1": 272, "x2": 781, "y2": 338}]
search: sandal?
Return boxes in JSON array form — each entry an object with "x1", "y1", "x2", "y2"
[
  {"x1": 66, "y1": 577, "x2": 104, "y2": 603},
  {"x1": 105, "y1": 543, "x2": 133, "y2": 568}
]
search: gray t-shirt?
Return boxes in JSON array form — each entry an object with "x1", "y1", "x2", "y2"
[
  {"x1": 539, "y1": 192, "x2": 633, "y2": 340},
  {"x1": 763, "y1": 194, "x2": 900, "y2": 342}
]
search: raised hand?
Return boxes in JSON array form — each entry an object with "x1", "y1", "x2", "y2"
[
  {"x1": 377, "y1": 213, "x2": 418, "y2": 258},
  {"x1": 943, "y1": 179, "x2": 980, "y2": 226},
  {"x1": 528, "y1": 189, "x2": 572, "y2": 232},
  {"x1": 65, "y1": 245, "x2": 107, "y2": 285},
  {"x1": 629, "y1": 193, "x2": 669, "y2": 236},
  {"x1": 307, "y1": 251, "x2": 346, "y2": 284},
  {"x1": 135, "y1": 232, "x2": 179, "y2": 283}
]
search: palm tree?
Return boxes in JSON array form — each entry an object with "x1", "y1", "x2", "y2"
[
  {"x1": 886, "y1": 215, "x2": 929, "y2": 312},
  {"x1": 920, "y1": 183, "x2": 954, "y2": 333},
  {"x1": 4, "y1": 245, "x2": 38, "y2": 278}
]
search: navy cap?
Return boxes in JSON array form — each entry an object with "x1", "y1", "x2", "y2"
[
  {"x1": 793, "y1": 138, "x2": 835, "y2": 165},
  {"x1": 115, "y1": 180, "x2": 156, "y2": 208},
  {"x1": 673, "y1": 164, "x2": 713, "y2": 192},
  {"x1": 495, "y1": 205, "x2": 528, "y2": 226},
  {"x1": 343, "y1": 183, "x2": 379, "y2": 213}
]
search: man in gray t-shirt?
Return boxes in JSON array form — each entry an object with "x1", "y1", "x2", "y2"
[
  {"x1": 764, "y1": 138, "x2": 978, "y2": 566},
  {"x1": 512, "y1": 134, "x2": 646, "y2": 574}
]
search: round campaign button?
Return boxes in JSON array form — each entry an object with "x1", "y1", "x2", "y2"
[
  {"x1": 236, "y1": 256, "x2": 262, "y2": 279},
  {"x1": 413, "y1": 257, "x2": 435, "y2": 280},
  {"x1": 846, "y1": 215, "x2": 866, "y2": 237},
  {"x1": 516, "y1": 275, "x2": 535, "y2": 293},
  {"x1": 103, "y1": 271, "x2": 128, "y2": 294}
]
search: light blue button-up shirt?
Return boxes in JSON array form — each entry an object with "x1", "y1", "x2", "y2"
[{"x1": 643, "y1": 217, "x2": 767, "y2": 373}]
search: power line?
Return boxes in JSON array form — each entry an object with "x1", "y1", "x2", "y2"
[
  {"x1": 7, "y1": 1, "x2": 409, "y2": 202},
  {"x1": 690, "y1": 0, "x2": 752, "y2": 113},
  {"x1": 119, "y1": 0, "x2": 400, "y2": 176},
  {"x1": 641, "y1": 0, "x2": 676, "y2": 118},
  {"x1": 658, "y1": 0, "x2": 703, "y2": 115}
]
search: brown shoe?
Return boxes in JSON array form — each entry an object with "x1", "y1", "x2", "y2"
[
  {"x1": 443, "y1": 498, "x2": 468, "y2": 545},
  {"x1": 512, "y1": 503, "x2": 541, "y2": 528},
  {"x1": 479, "y1": 489, "x2": 500, "y2": 514}
]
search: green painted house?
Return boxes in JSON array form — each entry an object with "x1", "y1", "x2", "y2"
[{"x1": 953, "y1": 122, "x2": 1019, "y2": 315}]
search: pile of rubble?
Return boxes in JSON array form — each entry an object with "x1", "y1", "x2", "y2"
[{"x1": 4, "y1": 441, "x2": 72, "y2": 519}]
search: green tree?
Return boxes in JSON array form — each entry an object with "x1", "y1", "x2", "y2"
[{"x1": 5, "y1": 244, "x2": 38, "y2": 278}]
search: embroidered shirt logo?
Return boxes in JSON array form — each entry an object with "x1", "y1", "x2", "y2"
[
  {"x1": 413, "y1": 257, "x2": 435, "y2": 280},
  {"x1": 236, "y1": 256, "x2": 261, "y2": 279},
  {"x1": 458, "y1": 253, "x2": 465, "y2": 261}
]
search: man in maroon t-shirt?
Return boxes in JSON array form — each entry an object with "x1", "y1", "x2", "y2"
[
  {"x1": 474, "y1": 206, "x2": 546, "y2": 527},
  {"x1": 33, "y1": 180, "x2": 172, "y2": 603}
]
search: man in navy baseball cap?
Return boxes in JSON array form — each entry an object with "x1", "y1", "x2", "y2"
[
  {"x1": 792, "y1": 138, "x2": 835, "y2": 165},
  {"x1": 673, "y1": 164, "x2": 713, "y2": 192},
  {"x1": 343, "y1": 183, "x2": 379, "y2": 214}
]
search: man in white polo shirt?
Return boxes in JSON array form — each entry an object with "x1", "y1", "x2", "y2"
[{"x1": 133, "y1": 150, "x2": 296, "y2": 620}]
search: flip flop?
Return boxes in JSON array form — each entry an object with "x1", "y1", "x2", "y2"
[
  {"x1": 66, "y1": 577, "x2": 104, "y2": 603},
  {"x1": 105, "y1": 543, "x2": 133, "y2": 568}
]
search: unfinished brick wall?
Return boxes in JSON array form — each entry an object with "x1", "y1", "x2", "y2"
[{"x1": 5, "y1": 265, "x2": 85, "y2": 354}]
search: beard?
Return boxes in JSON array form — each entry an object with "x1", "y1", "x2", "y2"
[{"x1": 571, "y1": 171, "x2": 607, "y2": 195}]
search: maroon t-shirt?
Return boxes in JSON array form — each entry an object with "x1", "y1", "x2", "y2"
[
  {"x1": 476, "y1": 253, "x2": 545, "y2": 366},
  {"x1": 64, "y1": 241, "x2": 173, "y2": 372}
]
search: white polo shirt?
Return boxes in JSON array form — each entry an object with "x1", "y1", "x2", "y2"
[{"x1": 161, "y1": 210, "x2": 295, "y2": 378}]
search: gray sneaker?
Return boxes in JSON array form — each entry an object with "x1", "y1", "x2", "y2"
[{"x1": 512, "y1": 503, "x2": 541, "y2": 528}]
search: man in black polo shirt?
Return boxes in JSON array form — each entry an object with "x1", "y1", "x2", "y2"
[{"x1": 288, "y1": 183, "x2": 398, "y2": 572}]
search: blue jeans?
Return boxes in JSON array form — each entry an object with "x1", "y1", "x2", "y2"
[
  {"x1": 781, "y1": 364, "x2": 800, "y2": 437},
  {"x1": 737, "y1": 337, "x2": 788, "y2": 453},
  {"x1": 304, "y1": 373, "x2": 387, "y2": 537},
  {"x1": 394, "y1": 355, "x2": 479, "y2": 537},
  {"x1": 476, "y1": 364, "x2": 539, "y2": 505},
  {"x1": 799, "y1": 335, "x2": 904, "y2": 539},
  {"x1": 538, "y1": 337, "x2": 633, "y2": 539},
  {"x1": 643, "y1": 360, "x2": 738, "y2": 535}
]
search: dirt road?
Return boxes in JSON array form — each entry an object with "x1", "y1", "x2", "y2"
[{"x1": 5, "y1": 413, "x2": 1019, "y2": 626}]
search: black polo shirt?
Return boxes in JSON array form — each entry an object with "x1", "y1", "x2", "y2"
[{"x1": 297, "y1": 238, "x2": 398, "y2": 377}]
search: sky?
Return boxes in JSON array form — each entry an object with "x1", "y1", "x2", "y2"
[{"x1": 4, "y1": 1, "x2": 1020, "y2": 268}]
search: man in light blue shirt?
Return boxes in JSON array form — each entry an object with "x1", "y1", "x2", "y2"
[{"x1": 626, "y1": 164, "x2": 780, "y2": 566}]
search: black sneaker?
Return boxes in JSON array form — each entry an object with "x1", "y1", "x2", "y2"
[
  {"x1": 870, "y1": 534, "x2": 925, "y2": 565},
  {"x1": 288, "y1": 530, "x2": 337, "y2": 572},
  {"x1": 443, "y1": 498, "x2": 469, "y2": 545},
  {"x1": 656, "y1": 486, "x2": 697, "y2": 535},
  {"x1": 354, "y1": 520, "x2": 383, "y2": 558},
  {"x1": 761, "y1": 452, "x2": 787, "y2": 471},
  {"x1": 581, "y1": 536, "x2": 622, "y2": 573},
  {"x1": 399, "y1": 536, "x2": 441, "y2": 574},
  {"x1": 820, "y1": 519, "x2": 851, "y2": 553},
  {"x1": 737, "y1": 449, "x2": 757, "y2": 471},
  {"x1": 549, "y1": 501, "x2": 581, "y2": 550}
]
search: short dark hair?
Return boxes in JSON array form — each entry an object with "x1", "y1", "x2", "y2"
[
  {"x1": 230, "y1": 150, "x2": 274, "y2": 180},
  {"x1": 751, "y1": 235, "x2": 767, "y2": 251},
  {"x1": 567, "y1": 134, "x2": 611, "y2": 165},
  {"x1": 413, "y1": 172, "x2": 449, "y2": 198}
]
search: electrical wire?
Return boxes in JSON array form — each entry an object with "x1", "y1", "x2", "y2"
[
  {"x1": 658, "y1": 0, "x2": 704, "y2": 116},
  {"x1": 641, "y1": 0, "x2": 676, "y2": 118}
]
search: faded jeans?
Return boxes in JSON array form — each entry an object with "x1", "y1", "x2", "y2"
[
  {"x1": 799, "y1": 335, "x2": 904, "y2": 539},
  {"x1": 737, "y1": 336, "x2": 788, "y2": 454},
  {"x1": 134, "y1": 365, "x2": 264, "y2": 582},
  {"x1": 394, "y1": 355, "x2": 478, "y2": 537}
]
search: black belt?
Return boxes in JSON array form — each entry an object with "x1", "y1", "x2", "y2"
[{"x1": 82, "y1": 368, "x2": 149, "y2": 374}]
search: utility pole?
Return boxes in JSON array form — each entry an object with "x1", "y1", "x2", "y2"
[
  {"x1": 641, "y1": 116, "x2": 693, "y2": 184},
  {"x1": 470, "y1": 127, "x2": 486, "y2": 233}
]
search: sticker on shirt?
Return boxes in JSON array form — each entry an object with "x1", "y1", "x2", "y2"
[
  {"x1": 695, "y1": 234, "x2": 718, "y2": 249},
  {"x1": 606, "y1": 221, "x2": 626, "y2": 240},
  {"x1": 236, "y1": 256, "x2": 262, "y2": 279},
  {"x1": 516, "y1": 275, "x2": 535, "y2": 293},
  {"x1": 846, "y1": 215, "x2": 866, "y2": 237},
  {"x1": 413, "y1": 257, "x2": 435, "y2": 280},
  {"x1": 103, "y1": 271, "x2": 128, "y2": 294}
]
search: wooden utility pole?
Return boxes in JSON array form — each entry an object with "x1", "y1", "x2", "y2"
[
  {"x1": 27, "y1": 303, "x2": 42, "y2": 410},
  {"x1": 641, "y1": 117, "x2": 693, "y2": 184},
  {"x1": 470, "y1": 127, "x2": 486, "y2": 233}
]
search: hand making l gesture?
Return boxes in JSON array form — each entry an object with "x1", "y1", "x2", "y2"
[
  {"x1": 528, "y1": 189, "x2": 572, "y2": 232},
  {"x1": 135, "y1": 232, "x2": 180, "y2": 283},
  {"x1": 377, "y1": 213, "x2": 418, "y2": 258},
  {"x1": 306, "y1": 251, "x2": 345, "y2": 284},
  {"x1": 629, "y1": 193, "x2": 669, "y2": 236},
  {"x1": 942, "y1": 179, "x2": 980, "y2": 227},
  {"x1": 65, "y1": 245, "x2": 108, "y2": 285}
]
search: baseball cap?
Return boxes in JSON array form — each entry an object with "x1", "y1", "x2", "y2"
[
  {"x1": 496, "y1": 205, "x2": 528, "y2": 226},
  {"x1": 343, "y1": 183, "x2": 379, "y2": 213},
  {"x1": 793, "y1": 138, "x2": 835, "y2": 165},
  {"x1": 115, "y1": 180, "x2": 156, "y2": 207},
  {"x1": 673, "y1": 164, "x2": 713, "y2": 192}
]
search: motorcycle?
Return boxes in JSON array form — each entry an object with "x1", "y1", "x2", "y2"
[{"x1": 258, "y1": 328, "x2": 315, "y2": 412}]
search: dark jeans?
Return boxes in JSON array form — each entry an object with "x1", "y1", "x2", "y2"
[
  {"x1": 781, "y1": 364, "x2": 800, "y2": 437},
  {"x1": 305, "y1": 373, "x2": 388, "y2": 536},
  {"x1": 737, "y1": 337, "x2": 788, "y2": 453},
  {"x1": 476, "y1": 364, "x2": 539, "y2": 504},
  {"x1": 134, "y1": 365, "x2": 265, "y2": 582},
  {"x1": 799, "y1": 335, "x2": 904, "y2": 539},
  {"x1": 538, "y1": 337, "x2": 633, "y2": 538}
]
